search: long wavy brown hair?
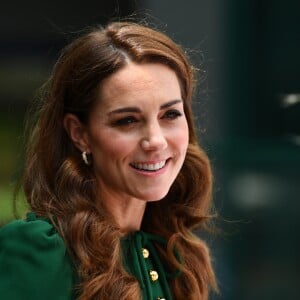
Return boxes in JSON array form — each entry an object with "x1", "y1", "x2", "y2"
[{"x1": 22, "y1": 22, "x2": 217, "y2": 299}]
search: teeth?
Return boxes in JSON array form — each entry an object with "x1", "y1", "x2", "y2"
[{"x1": 132, "y1": 160, "x2": 166, "y2": 171}]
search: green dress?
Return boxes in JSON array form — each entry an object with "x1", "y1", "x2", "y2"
[{"x1": 0, "y1": 212, "x2": 173, "y2": 299}]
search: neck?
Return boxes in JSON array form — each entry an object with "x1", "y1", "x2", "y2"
[
  {"x1": 113, "y1": 199, "x2": 146, "y2": 232},
  {"x1": 97, "y1": 188, "x2": 146, "y2": 232}
]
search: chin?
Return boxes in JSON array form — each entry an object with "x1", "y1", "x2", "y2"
[{"x1": 139, "y1": 190, "x2": 170, "y2": 202}]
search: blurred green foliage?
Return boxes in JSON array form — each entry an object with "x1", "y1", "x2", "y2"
[
  {"x1": 0, "y1": 185, "x2": 28, "y2": 225},
  {"x1": 0, "y1": 113, "x2": 28, "y2": 225},
  {"x1": 0, "y1": 186, "x2": 15, "y2": 222}
]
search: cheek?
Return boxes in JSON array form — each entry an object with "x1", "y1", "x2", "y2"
[
  {"x1": 90, "y1": 131, "x2": 137, "y2": 163},
  {"x1": 171, "y1": 123, "x2": 189, "y2": 153}
]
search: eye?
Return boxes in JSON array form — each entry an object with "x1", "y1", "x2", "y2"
[
  {"x1": 113, "y1": 116, "x2": 138, "y2": 126},
  {"x1": 163, "y1": 109, "x2": 183, "y2": 120}
]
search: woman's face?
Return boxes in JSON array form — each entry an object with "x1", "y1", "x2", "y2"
[{"x1": 84, "y1": 63, "x2": 189, "y2": 202}]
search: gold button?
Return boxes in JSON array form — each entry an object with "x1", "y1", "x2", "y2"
[
  {"x1": 142, "y1": 248, "x2": 149, "y2": 258},
  {"x1": 149, "y1": 270, "x2": 159, "y2": 281}
]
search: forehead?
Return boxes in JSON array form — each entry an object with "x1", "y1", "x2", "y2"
[{"x1": 97, "y1": 63, "x2": 182, "y2": 108}]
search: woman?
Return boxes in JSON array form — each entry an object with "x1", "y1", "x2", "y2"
[{"x1": 0, "y1": 22, "x2": 217, "y2": 299}]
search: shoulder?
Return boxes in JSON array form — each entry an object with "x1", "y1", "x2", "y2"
[
  {"x1": 0, "y1": 212, "x2": 68, "y2": 264},
  {"x1": 0, "y1": 212, "x2": 62, "y2": 248},
  {"x1": 0, "y1": 212, "x2": 77, "y2": 299}
]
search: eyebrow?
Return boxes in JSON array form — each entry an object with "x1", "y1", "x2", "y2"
[{"x1": 108, "y1": 99, "x2": 183, "y2": 115}]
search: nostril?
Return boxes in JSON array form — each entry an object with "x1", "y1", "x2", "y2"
[
  {"x1": 141, "y1": 139, "x2": 150, "y2": 149},
  {"x1": 140, "y1": 136, "x2": 167, "y2": 151}
]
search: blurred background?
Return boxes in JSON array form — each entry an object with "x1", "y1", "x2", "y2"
[{"x1": 0, "y1": 0, "x2": 299, "y2": 299}]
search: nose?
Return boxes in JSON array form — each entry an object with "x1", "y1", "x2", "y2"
[{"x1": 140, "y1": 122, "x2": 167, "y2": 151}]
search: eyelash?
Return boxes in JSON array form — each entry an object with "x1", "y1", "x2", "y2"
[
  {"x1": 163, "y1": 109, "x2": 183, "y2": 120},
  {"x1": 114, "y1": 116, "x2": 138, "y2": 126},
  {"x1": 113, "y1": 109, "x2": 183, "y2": 127}
]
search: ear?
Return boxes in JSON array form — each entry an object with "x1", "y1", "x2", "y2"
[{"x1": 63, "y1": 113, "x2": 90, "y2": 152}]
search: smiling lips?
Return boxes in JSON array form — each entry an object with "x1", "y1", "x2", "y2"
[{"x1": 130, "y1": 160, "x2": 167, "y2": 172}]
